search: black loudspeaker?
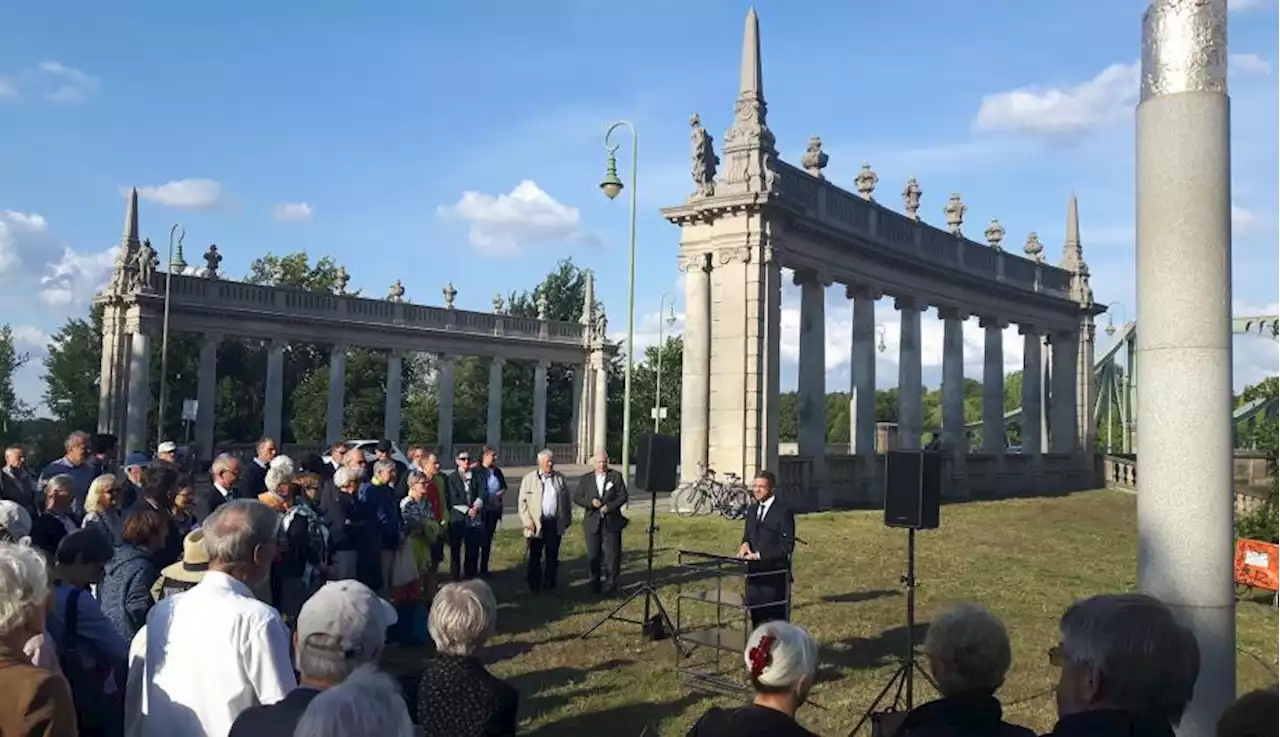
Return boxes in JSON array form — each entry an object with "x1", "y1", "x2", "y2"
[
  {"x1": 634, "y1": 433, "x2": 679, "y2": 492},
  {"x1": 883, "y1": 451, "x2": 941, "y2": 530}
]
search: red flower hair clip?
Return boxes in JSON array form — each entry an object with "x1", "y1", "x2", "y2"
[{"x1": 748, "y1": 633, "x2": 776, "y2": 680}]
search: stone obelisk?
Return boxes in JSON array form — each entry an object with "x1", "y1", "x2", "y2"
[{"x1": 1135, "y1": 1, "x2": 1234, "y2": 734}]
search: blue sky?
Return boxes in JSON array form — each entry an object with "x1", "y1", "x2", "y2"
[{"x1": 2, "y1": 0, "x2": 1277, "y2": 414}]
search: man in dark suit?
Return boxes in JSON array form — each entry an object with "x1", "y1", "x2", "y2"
[
  {"x1": 574, "y1": 450, "x2": 628, "y2": 595},
  {"x1": 738, "y1": 470, "x2": 795, "y2": 629},
  {"x1": 474, "y1": 447, "x2": 507, "y2": 579},
  {"x1": 445, "y1": 450, "x2": 484, "y2": 580},
  {"x1": 195, "y1": 453, "x2": 241, "y2": 522},
  {"x1": 238, "y1": 436, "x2": 277, "y2": 498}
]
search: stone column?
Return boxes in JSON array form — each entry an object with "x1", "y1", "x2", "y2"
[
  {"x1": 437, "y1": 353, "x2": 456, "y2": 460},
  {"x1": 795, "y1": 271, "x2": 828, "y2": 502},
  {"x1": 1124, "y1": 335, "x2": 1137, "y2": 454},
  {"x1": 849, "y1": 286, "x2": 878, "y2": 458},
  {"x1": 263, "y1": 339, "x2": 285, "y2": 441},
  {"x1": 325, "y1": 344, "x2": 346, "y2": 445},
  {"x1": 1019, "y1": 326, "x2": 1043, "y2": 458},
  {"x1": 569, "y1": 364, "x2": 582, "y2": 449},
  {"x1": 1136, "y1": 3, "x2": 1235, "y2": 730},
  {"x1": 679, "y1": 251, "x2": 711, "y2": 482},
  {"x1": 939, "y1": 308, "x2": 967, "y2": 454},
  {"x1": 532, "y1": 359, "x2": 549, "y2": 449},
  {"x1": 1040, "y1": 337, "x2": 1052, "y2": 454},
  {"x1": 486, "y1": 357, "x2": 504, "y2": 448},
  {"x1": 96, "y1": 303, "x2": 127, "y2": 442},
  {"x1": 195, "y1": 333, "x2": 219, "y2": 462},
  {"x1": 895, "y1": 297, "x2": 922, "y2": 451},
  {"x1": 981, "y1": 318, "x2": 1006, "y2": 453},
  {"x1": 124, "y1": 331, "x2": 152, "y2": 455},
  {"x1": 384, "y1": 349, "x2": 403, "y2": 444},
  {"x1": 592, "y1": 353, "x2": 609, "y2": 455},
  {"x1": 1050, "y1": 332, "x2": 1078, "y2": 453}
]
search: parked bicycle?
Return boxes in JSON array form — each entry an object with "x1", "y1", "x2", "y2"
[{"x1": 673, "y1": 464, "x2": 752, "y2": 520}]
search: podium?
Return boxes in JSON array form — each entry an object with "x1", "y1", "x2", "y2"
[{"x1": 673, "y1": 550, "x2": 791, "y2": 697}]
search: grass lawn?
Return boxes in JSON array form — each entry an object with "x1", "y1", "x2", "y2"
[{"x1": 384, "y1": 490, "x2": 1278, "y2": 736}]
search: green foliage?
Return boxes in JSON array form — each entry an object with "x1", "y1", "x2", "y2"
[
  {"x1": 1235, "y1": 377, "x2": 1278, "y2": 543},
  {"x1": 0, "y1": 325, "x2": 31, "y2": 441},
  {"x1": 42, "y1": 305, "x2": 102, "y2": 434}
]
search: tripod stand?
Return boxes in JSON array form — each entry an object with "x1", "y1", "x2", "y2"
[
  {"x1": 848, "y1": 527, "x2": 938, "y2": 737},
  {"x1": 579, "y1": 486, "x2": 678, "y2": 644}
]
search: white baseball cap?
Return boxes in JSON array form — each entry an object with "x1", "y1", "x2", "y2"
[
  {"x1": 157, "y1": 441, "x2": 178, "y2": 454},
  {"x1": 296, "y1": 580, "x2": 398, "y2": 661}
]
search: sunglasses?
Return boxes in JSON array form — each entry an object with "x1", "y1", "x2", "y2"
[{"x1": 457, "y1": 457, "x2": 470, "y2": 463}]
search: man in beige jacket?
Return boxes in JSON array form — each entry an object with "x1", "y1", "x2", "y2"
[{"x1": 517, "y1": 449, "x2": 573, "y2": 593}]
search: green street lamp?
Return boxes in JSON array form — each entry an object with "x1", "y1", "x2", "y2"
[
  {"x1": 653, "y1": 294, "x2": 678, "y2": 433},
  {"x1": 1103, "y1": 301, "x2": 1128, "y2": 337},
  {"x1": 600, "y1": 121, "x2": 638, "y2": 480},
  {"x1": 157, "y1": 223, "x2": 184, "y2": 450}
]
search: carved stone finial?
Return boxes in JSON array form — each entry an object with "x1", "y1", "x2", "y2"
[
  {"x1": 536, "y1": 293, "x2": 550, "y2": 321},
  {"x1": 1024, "y1": 232, "x2": 1045, "y2": 262},
  {"x1": 595, "y1": 311, "x2": 608, "y2": 340},
  {"x1": 984, "y1": 218, "x2": 1006, "y2": 251},
  {"x1": 492, "y1": 292, "x2": 504, "y2": 314},
  {"x1": 690, "y1": 113, "x2": 719, "y2": 198},
  {"x1": 902, "y1": 177, "x2": 922, "y2": 220},
  {"x1": 943, "y1": 194, "x2": 966, "y2": 236},
  {"x1": 801, "y1": 136, "x2": 829, "y2": 180},
  {"x1": 132, "y1": 238, "x2": 158, "y2": 292},
  {"x1": 387, "y1": 279, "x2": 405, "y2": 303},
  {"x1": 335, "y1": 266, "x2": 350, "y2": 295},
  {"x1": 442, "y1": 281, "x2": 457, "y2": 309},
  {"x1": 854, "y1": 162, "x2": 879, "y2": 201},
  {"x1": 200, "y1": 244, "x2": 222, "y2": 278}
]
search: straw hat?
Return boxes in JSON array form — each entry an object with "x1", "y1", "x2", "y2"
[{"x1": 160, "y1": 529, "x2": 210, "y2": 583}]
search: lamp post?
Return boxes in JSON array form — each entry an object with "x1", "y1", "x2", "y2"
[
  {"x1": 600, "y1": 121, "x2": 638, "y2": 480},
  {"x1": 653, "y1": 294, "x2": 678, "y2": 433},
  {"x1": 1103, "y1": 301, "x2": 1128, "y2": 337},
  {"x1": 156, "y1": 224, "x2": 184, "y2": 450},
  {"x1": 876, "y1": 324, "x2": 888, "y2": 353}
]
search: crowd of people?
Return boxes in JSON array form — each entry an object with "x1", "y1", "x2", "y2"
[{"x1": 0, "y1": 430, "x2": 1274, "y2": 737}]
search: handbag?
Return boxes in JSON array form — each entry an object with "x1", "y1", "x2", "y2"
[
  {"x1": 59, "y1": 587, "x2": 121, "y2": 734},
  {"x1": 390, "y1": 539, "x2": 419, "y2": 589}
]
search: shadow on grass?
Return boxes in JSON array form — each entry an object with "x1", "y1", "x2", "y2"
[
  {"x1": 508, "y1": 657, "x2": 638, "y2": 721},
  {"x1": 522, "y1": 693, "x2": 705, "y2": 737},
  {"x1": 819, "y1": 588, "x2": 900, "y2": 605},
  {"x1": 819, "y1": 621, "x2": 932, "y2": 680}
]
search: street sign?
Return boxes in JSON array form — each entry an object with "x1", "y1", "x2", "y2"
[
  {"x1": 181, "y1": 399, "x2": 198, "y2": 422},
  {"x1": 649, "y1": 407, "x2": 668, "y2": 420}
]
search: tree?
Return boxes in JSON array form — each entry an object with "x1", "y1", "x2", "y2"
[
  {"x1": 43, "y1": 306, "x2": 102, "y2": 433},
  {"x1": 0, "y1": 325, "x2": 30, "y2": 440},
  {"x1": 624, "y1": 336, "x2": 683, "y2": 454}
]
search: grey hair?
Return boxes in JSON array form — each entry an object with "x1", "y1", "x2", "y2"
[
  {"x1": 44, "y1": 473, "x2": 74, "y2": 498},
  {"x1": 1059, "y1": 592, "x2": 1200, "y2": 727},
  {"x1": 64, "y1": 431, "x2": 90, "y2": 451},
  {"x1": 293, "y1": 665, "x2": 413, "y2": 737},
  {"x1": 405, "y1": 468, "x2": 426, "y2": 486},
  {"x1": 372, "y1": 458, "x2": 396, "y2": 476},
  {"x1": 924, "y1": 601, "x2": 1011, "y2": 696},
  {"x1": 296, "y1": 632, "x2": 379, "y2": 683},
  {"x1": 83, "y1": 474, "x2": 118, "y2": 515},
  {"x1": 0, "y1": 541, "x2": 50, "y2": 638},
  {"x1": 210, "y1": 453, "x2": 239, "y2": 476},
  {"x1": 743, "y1": 621, "x2": 820, "y2": 692},
  {"x1": 265, "y1": 455, "x2": 295, "y2": 492},
  {"x1": 429, "y1": 580, "x2": 497, "y2": 656},
  {"x1": 333, "y1": 466, "x2": 362, "y2": 489},
  {"x1": 536, "y1": 448, "x2": 554, "y2": 463},
  {"x1": 201, "y1": 500, "x2": 280, "y2": 568}
]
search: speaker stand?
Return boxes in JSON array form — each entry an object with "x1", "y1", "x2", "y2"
[{"x1": 579, "y1": 487, "x2": 680, "y2": 646}]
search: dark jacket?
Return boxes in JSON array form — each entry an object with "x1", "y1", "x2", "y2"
[
  {"x1": 330, "y1": 491, "x2": 358, "y2": 551},
  {"x1": 417, "y1": 654, "x2": 518, "y2": 737},
  {"x1": 355, "y1": 481, "x2": 400, "y2": 551},
  {"x1": 98, "y1": 543, "x2": 161, "y2": 643},
  {"x1": 476, "y1": 465, "x2": 508, "y2": 511},
  {"x1": 688, "y1": 704, "x2": 817, "y2": 737},
  {"x1": 897, "y1": 693, "x2": 1036, "y2": 737},
  {"x1": 229, "y1": 685, "x2": 321, "y2": 737},
  {"x1": 445, "y1": 469, "x2": 483, "y2": 524},
  {"x1": 742, "y1": 496, "x2": 796, "y2": 564},
  {"x1": 193, "y1": 483, "x2": 234, "y2": 522},
  {"x1": 239, "y1": 457, "x2": 270, "y2": 498},
  {"x1": 0, "y1": 466, "x2": 38, "y2": 515},
  {"x1": 573, "y1": 468, "x2": 629, "y2": 534},
  {"x1": 1041, "y1": 710, "x2": 1175, "y2": 737}
]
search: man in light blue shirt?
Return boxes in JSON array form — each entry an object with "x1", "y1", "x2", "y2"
[{"x1": 517, "y1": 449, "x2": 571, "y2": 593}]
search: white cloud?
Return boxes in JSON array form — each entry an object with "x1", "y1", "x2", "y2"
[
  {"x1": 38, "y1": 246, "x2": 117, "y2": 306},
  {"x1": 0, "y1": 77, "x2": 16, "y2": 100},
  {"x1": 1232, "y1": 204, "x2": 1260, "y2": 234},
  {"x1": 0, "y1": 210, "x2": 50, "y2": 277},
  {"x1": 272, "y1": 201, "x2": 314, "y2": 221},
  {"x1": 973, "y1": 62, "x2": 1139, "y2": 139},
  {"x1": 1228, "y1": 0, "x2": 1274, "y2": 11},
  {"x1": 437, "y1": 180, "x2": 593, "y2": 257},
  {"x1": 1230, "y1": 53, "x2": 1273, "y2": 76},
  {"x1": 37, "y1": 61, "x2": 98, "y2": 104},
  {"x1": 11, "y1": 325, "x2": 50, "y2": 351},
  {"x1": 136, "y1": 179, "x2": 225, "y2": 210}
]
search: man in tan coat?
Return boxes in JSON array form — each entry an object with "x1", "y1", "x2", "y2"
[{"x1": 517, "y1": 449, "x2": 573, "y2": 593}]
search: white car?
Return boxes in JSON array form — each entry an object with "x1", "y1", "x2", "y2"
[{"x1": 324, "y1": 440, "x2": 410, "y2": 467}]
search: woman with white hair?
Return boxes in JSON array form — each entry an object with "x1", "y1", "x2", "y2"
[
  {"x1": 897, "y1": 602, "x2": 1034, "y2": 737},
  {"x1": 294, "y1": 665, "x2": 414, "y2": 737},
  {"x1": 687, "y1": 621, "x2": 820, "y2": 736},
  {"x1": 82, "y1": 473, "x2": 125, "y2": 544},
  {"x1": 416, "y1": 580, "x2": 518, "y2": 737},
  {"x1": 0, "y1": 541, "x2": 78, "y2": 737}
]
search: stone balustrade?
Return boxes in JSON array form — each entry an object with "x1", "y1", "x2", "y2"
[{"x1": 219, "y1": 442, "x2": 581, "y2": 470}]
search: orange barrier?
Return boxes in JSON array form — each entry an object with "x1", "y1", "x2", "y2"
[{"x1": 1233, "y1": 539, "x2": 1279, "y2": 592}]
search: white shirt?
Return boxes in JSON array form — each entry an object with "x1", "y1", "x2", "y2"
[
  {"x1": 595, "y1": 472, "x2": 607, "y2": 497},
  {"x1": 141, "y1": 571, "x2": 296, "y2": 737},
  {"x1": 757, "y1": 496, "x2": 774, "y2": 522},
  {"x1": 540, "y1": 474, "x2": 559, "y2": 518}
]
